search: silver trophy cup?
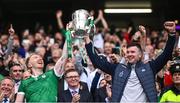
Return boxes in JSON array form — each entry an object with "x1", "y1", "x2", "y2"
[{"x1": 72, "y1": 9, "x2": 90, "y2": 38}]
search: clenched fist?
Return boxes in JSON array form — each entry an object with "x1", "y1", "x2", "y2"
[
  {"x1": 8, "y1": 24, "x2": 15, "y2": 36},
  {"x1": 164, "y1": 21, "x2": 176, "y2": 34}
]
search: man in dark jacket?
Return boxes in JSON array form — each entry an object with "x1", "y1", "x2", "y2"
[
  {"x1": 59, "y1": 69, "x2": 93, "y2": 102},
  {"x1": 84, "y1": 21, "x2": 176, "y2": 102}
]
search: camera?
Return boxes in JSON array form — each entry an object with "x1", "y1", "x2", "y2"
[
  {"x1": 112, "y1": 47, "x2": 120, "y2": 54},
  {"x1": 172, "y1": 56, "x2": 180, "y2": 64}
]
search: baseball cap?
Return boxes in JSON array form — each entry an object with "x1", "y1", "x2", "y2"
[{"x1": 170, "y1": 63, "x2": 180, "y2": 75}]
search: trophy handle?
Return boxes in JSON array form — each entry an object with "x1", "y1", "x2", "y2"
[
  {"x1": 72, "y1": 12, "x2": 75, "y2": 20},
  {"x1": 87, "y1": 16, "x2": 96, "y2": 36}
]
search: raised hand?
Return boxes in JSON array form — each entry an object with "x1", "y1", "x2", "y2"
[
  {"x1": 164, "y1": 21, "x2": 176, "y2": 33},
  {"x1": 120, "y1": 45, "x2": 127, "y2": 57},
  {"x1": 97, "y1": 10, "x2": 103, "y2": 19},
  {"x1": 109, "y1": 54, "x2": 120, "y2": 63},
  {"x1": 139, "y1": 25, "x2": 146, "y2": 36},
  {"x1": 90, "y1": 10, "x2": 95, "y2": 16},
  {"x1": 56, "y1": 10, "x2": 63, "y2": 18},
  {"x1": 8, "y1": 24, "x2": 15, "y2": 36},
  {"x1": 133, "y1": 31, "x2": 141, "y2": 41}
]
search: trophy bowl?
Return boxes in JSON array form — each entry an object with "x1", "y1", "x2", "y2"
[{"x1": 72, "y1": 9, "x2": 90, "y2": 38}]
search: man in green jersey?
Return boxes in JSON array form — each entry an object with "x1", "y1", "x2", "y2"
[{"x1": 15, "y1": 52, "x2": 66, "y2": 102}]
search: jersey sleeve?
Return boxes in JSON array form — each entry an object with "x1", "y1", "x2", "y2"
[{"x1": 17, "y1": 81, "x2": 25, "y2": 94}]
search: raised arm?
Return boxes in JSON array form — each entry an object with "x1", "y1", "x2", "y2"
[
  {"x1": 84, "y1": 36, "x2": 117, "y2": 75},
  {"x1": 94, "y1": 10, "x2": 108, "y2": 30},
  {"x1": 53, "y1": 40, "x2": 68, "y2": 77},
  {"x1": 150, "y1": 21, "x2": 176, "y2": 74},
  {"x1": 56, "y1": 10, "x2": 64, "y2": 29},
  {"x1": 91, "y1": 10, "x2": 100, "y2": 24},
  {"x1": 4, "y1": 24, "x2": 14, "y2": 60},
  {"x1": 98, "y1": 10, "x2": 108, "y2": 30},
  {"x1": 138, "y1": 25, "x2": 147, "y2": 51}
]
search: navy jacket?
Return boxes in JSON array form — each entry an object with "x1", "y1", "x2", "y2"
[
  {"x1": 85, "y1": 35, "x2": 176, "y2": 102},
  {"x1": 59, "y1": 82, "x2": 93, "y2": 102}
]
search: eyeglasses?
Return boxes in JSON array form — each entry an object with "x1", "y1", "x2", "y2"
[{"x1": 65, "y1": 76, "x2": 79, "y2": 79}]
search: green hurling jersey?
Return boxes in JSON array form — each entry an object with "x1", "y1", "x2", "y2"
[
  {"x1": 160, "y1": 90, "x2": 180, "y2": 102},
  {"x1": 18, "y1": 69, "x2": 59, "y2": 102}
]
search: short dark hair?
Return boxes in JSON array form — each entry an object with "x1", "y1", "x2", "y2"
[
  {"x1": 64, "y1": 69, "x2": 79, "y2": 78},
  {"x1": 170, "y1": 63, "x2": 180, "y2": 75},
  {"x1": 127, "y1": 43, "x2": 143, "y2": 53},
  {"x1": 8, "y1": 62, "x2": 22, "y2": 71}
]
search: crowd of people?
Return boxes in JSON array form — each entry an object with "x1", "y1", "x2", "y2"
[{"x1": 0, "y1": 9, "x2": 180, "y2": 103}]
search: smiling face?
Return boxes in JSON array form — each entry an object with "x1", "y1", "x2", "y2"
[
  {"x1": 28, "y1": 54, "x2": 44, "y2": 70},
  {"x1": 10, "y1": 65, "x2": 23, "y2": 81},
  {"x1": 65, "y1": 70, "x2": 80, "y2": 89},
  {"x1": 0, "y1": 78, "x2": 14, "y2": 97},
  {"x1": 126, "y1": 44, "x2": 142, "y2": 64},
  {"x1": 104, "y1": 42, "x2": 113, "y2": 55}
]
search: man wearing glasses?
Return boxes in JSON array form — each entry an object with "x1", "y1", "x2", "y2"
[{"x1": 59, "y1": 69, "x2": 93, "y2": 102}]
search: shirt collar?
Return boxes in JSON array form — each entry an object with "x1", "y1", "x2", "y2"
[{"x1": 69, "y1": 87, "x2": 79, "y2": 94}]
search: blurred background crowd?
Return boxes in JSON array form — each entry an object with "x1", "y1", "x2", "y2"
[{"x1": 0, "y1": 0, "x2": 180, "y2": 102}]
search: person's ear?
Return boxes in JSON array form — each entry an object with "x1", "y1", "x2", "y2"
[
  {"x1": 139, "y1": 55, "x2": 143, "y2": 59},
  {"x1": 27, "y1": 63, "x2": 32, "y2": 68}
]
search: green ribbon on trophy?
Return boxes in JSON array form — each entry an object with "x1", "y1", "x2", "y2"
[
  {"x1": 65, "y1": 30, "x2": 72, "y2": 58},
  {"x1": 86, "y1": 17, "x2": 95, "y2": 35}
]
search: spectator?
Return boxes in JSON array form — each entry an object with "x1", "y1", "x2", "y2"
[
  {"x1": 9, "y1": 62, "x2": 24, "y2": 94},
  {"x1": 59, "y1": 69, "x2": 93, "y2": 102},
  {"x1": 84, "y1": 21, "x2": 176, "y2": 102},
  {"x1": 0, "y1": 77, "x2": 15, "y2": 102},
  {"x1": 0, "y1": 25, "x2": 15, "y2": 76},
  {"x1": 160, "y1": 63, "x2": 180, "y2": 102},
  {"x1": 94, "y1": 80, "x2": 112, "y2": 102}
]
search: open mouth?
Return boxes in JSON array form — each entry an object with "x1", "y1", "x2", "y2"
[{"x1": 128, "y1": 56, "x2": 134, "y2": 60}]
